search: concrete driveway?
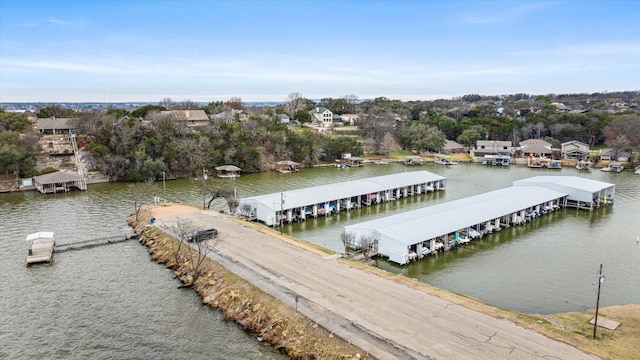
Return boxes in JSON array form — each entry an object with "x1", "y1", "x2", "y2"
[{"x1": 154, "y1": 208, "x2": 598, "y2": 360}]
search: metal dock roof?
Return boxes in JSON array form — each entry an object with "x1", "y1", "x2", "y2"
[
  {"x1": 345, "y1": 185, "x2": 567, "y2": 246},
  {"x1": 243, "y1": 171, "x2": 445, "y2": 211}
]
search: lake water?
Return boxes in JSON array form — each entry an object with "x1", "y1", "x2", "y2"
[{"x1": 1, "y1": 163, "x2": 639, "y2": 357}]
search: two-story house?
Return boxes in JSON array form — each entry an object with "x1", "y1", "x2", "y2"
[
  {"x1": 561, "y1": 140, "x2": 589, "y2": 161},
  {"x1": 309, "y1": 107, "x2": 334, "y2": 128}
]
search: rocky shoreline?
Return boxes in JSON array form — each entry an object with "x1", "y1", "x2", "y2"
[{"x1": 128, "y1": 208, "x2": 370, "y2": 360}]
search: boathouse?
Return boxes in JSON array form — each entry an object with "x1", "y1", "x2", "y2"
[
  {"x1": 215, "y1": 165, "x2": 241, "y2": 178},
  {"x1": 236, "y1": 171, "x2": 446, "y2": 226},
  {"x1": 32, "y1": 171, "x2": 87, "y2": 194},
  {"x1": 513, "y1": 176, "x2": 614, "y2": 210},
  {"x1": 344, "y1": 176, "x2": 614, "y2": 265}
]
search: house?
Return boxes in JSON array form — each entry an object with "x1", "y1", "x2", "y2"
[
  {"x1": 442, "y1": 140, "x2": 465, "y2": 154},
  {"x1": 340, "y1": 114, "x2": 359, "y2": 126},
  {"x1": 561, "y1": 141, "x2": 590, "y2": 160},
  {"x1": 599, "y1": 148, "x2": 630, "y2": 162},
  {"x1": 309, "y1": 107, "x2": 335, "y2": 128},
  {"x1": 519, "y1": 139, "x2": 553, "y2": 158},
  {"x1": 36, "y1": 117, "x2": 78, "y2": 135},
  {"x1": 474, "y1": 140, "x2": 513, "y2": 156},
  {"x1": 278, "y1": 114, "x2": 290, "y2": 124},
  {"x1": 160, "y1": 109, "x2": 210, "y2": 129}
]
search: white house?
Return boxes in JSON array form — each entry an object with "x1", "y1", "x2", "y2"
[{"x1": 561, "y1": 140, "x2": 590, "y2": 160}]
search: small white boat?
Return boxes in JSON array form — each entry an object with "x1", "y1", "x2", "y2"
[
  {"x1": 434, "y1": 159, "x2": 458, "y2": 165},
  {"x1": 634, "y1": 168, "x2": 640, "y2": 175}
]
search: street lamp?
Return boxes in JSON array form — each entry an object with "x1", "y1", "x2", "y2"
[{"x1": 593, "y1": 264, "x2": 605, "y2": 339}]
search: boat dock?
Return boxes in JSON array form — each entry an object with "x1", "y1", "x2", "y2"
[
  {"x1": 345, "y1": 176, "x2": 615, "y2": 265},
  {"x1": 236, "y1": 171, "x2": 446, "y2": 226},
  {"x1": 25, "y1": 232, "x2": 136, "y2": 264},
  {"x1": 25, "y1": 232, "x2": 56, "y2": 264}
]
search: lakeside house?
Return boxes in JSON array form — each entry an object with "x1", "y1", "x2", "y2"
[
  {"x1": 441, "y1": 139, "x2": 465, "y2": 154},
  {"x1": 36, "y1": 117, "x2": 78, "y2": 135},
  {"x1": 160, "y1": 109, "x2": 210, "y2": 129},
  {"x1": 519, "y1": 139, "x2": 554, "y2": 158},
  {"x1": 561, "y1": 140, "x2": 590, "y2": 161}
]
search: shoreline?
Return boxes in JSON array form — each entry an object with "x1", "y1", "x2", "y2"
[{"x1": 130, "y1": 203, "x2": 639, "y2": 360}]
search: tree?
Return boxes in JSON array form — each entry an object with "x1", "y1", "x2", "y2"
[
  {"x1": 457, "y1": 128, "x2": 482, "y2": 149},
  {"x1": 194, "y1": 176, "x2": 240, "y2": 212},
  {"x1": 160, "y1": 97, "x2": 176, "y2": 110},
  {"x1": 128, "y1": 180, "x2": 156, "y2": 222},
  {"x1": 0, "y1": 110, "x2": 32, "y2": 132},
  {"x1": 400, "y1": 123, "x2": 446, "y2": 153},
  {"x1": 604, "y1": 114, "x2": 640, "y2": 154},
  {"x1": 286, "y1": 92, "x2": 305, "y2": 117},
  {"x1": 359, "y1": 236, "x2": 376, "y2": 263},
  {"x1": 294, "y1": 109, "x2": 312, "y2": 123},
  {"x1": 166, "y1": 219, "x2": 222, "y2": 284},
  {"x1": 226, "y1": 96, "x2": 244, "y2": 110}
]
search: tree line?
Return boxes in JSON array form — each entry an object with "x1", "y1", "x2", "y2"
[{"x1": 1, "y1": 91, "x2": 639, "y2": 179}]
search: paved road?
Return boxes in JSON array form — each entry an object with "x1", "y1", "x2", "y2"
[{"x1": 156, "y1": 210, "x2": 599, "y2": 360}]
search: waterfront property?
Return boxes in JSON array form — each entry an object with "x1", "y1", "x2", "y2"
[
  {"x1": 215, "y1": 165, "x2": 242, "y2": 178},
  {"x1": 482, "y1": 154, "x2": 510, "y2": 166},
  {"x1": 32, "y1": 171, "x2": 87, "y2": 194},
  {"x1": 344, "y1": 176, "x2": 615, "y2": 265},
  {"x1": 236, "y1": 171, "x2": 446, "y2": 227},
  {"x1": 275, "y1": 160, "x2": 301, "y2": 173},
  {"x1": 25, "y1": 231, "x2": 55, "y2": 264}
]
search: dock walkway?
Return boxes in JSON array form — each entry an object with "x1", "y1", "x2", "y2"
[{"x1": 54, "y1": 234, "x2": 135, "y2": 252}]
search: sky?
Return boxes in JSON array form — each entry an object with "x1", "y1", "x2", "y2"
[{"x1": 1, "y1": 0, "x2": 639, "y2": 103}]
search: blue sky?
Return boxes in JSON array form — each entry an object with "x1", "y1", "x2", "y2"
[{"x1": 1, "y1": 0, "x2": 639, "y2": 103}]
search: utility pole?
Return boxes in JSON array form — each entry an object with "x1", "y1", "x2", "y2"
[
  {"x1": 593, "y1": 264, "x2": 605, "y2": 339},
  {"x1": 202, "y1": 167, "x2": 208, "y2": 210},
  {"x1": 279, "y1": 192, "x2": 285, "y2": 234},
  {"x1": 162, "y1": 171, "x2": 166, "y2": 206}
]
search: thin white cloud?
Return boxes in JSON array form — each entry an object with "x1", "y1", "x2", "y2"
[{"x1": 45, "y1": 17, "x2": 84, "y2": 27}]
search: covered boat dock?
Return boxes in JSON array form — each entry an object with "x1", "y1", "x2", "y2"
[
  {"x1": 236, "y1": 171, "x2": 446, "y2": 226},
  {"x1": 32, "y1": 171, "x2": 87, "y2": 194},
  {"x1": 344, "y1": 176, "x2": 615, "y2": 265}
]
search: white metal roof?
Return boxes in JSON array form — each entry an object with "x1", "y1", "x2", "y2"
[
  {"x1": 25, "y1": 232, "x2": 56, "y2": 242},
  {"x1": 345, "y1": 186, "x2": 567, "y2": 246},
  {"x1": 513, "y1": 176, "x2": 614, "y2": 193},
  {"x1": 243, "y1": 171, "x2": 445, "y2": 211}
]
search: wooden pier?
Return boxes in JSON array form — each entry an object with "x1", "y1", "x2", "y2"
[{"x1": 54, "y1": 233, "x2": 137, "y2": 252}]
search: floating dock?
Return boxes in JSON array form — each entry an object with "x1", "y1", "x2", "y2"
[
  {"x1": 345, "y1": 176, "x2": 615, "y2": 265},
  {"x1": 237, "y1": 171, "x2": 446, "y2": 226},
  {"x1": 25, "y1": 232, "x2": 56, "y2": 264}
]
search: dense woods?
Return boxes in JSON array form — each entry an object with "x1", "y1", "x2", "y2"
[{"x1": 1, "y1": 90, "x2": 638, "y2": 180}]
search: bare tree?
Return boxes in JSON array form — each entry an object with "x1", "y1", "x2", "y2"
[
  {"x1": 160, "y1": 97, "x2": 176, "y2": 110},
  {"x1": 129, "y1": 179, "x2": 156, "y2": 222},
  {"x1": 226, "y1": 96, "x2": 244, "y2": 110},
  {"x1": 194, "y1": 176, "x2": 240, "y2": 212},
  {"x1": 285, "y1": 92, "x2": 304, "y2": 118},
  {"x1": 166, "y1": 219, "x2": 222, "y2": 284},
  {"x1": 341, "y1": 230, "x2": 357, "y2": 254},
  {"x1": 359, "y1": 236, "x2": 376, "y2": 263}
]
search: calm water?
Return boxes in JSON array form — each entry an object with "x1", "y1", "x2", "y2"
[
  {"x1": 1, "y1": 164, "x2": 639, "y2": 358},
  {"x1": 0, "y1": 186, "x2": 287, "y2": 359}
]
